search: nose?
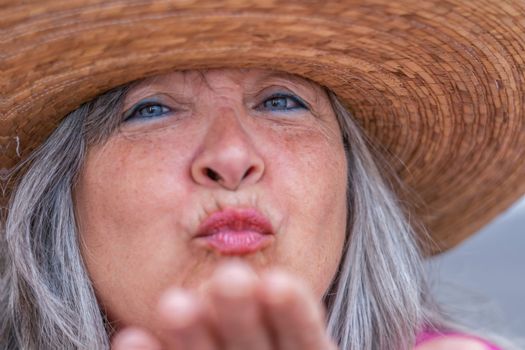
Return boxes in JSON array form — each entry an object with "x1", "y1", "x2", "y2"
[{"x1": 190, "y1": 109, "x2": 265, "y2": 191}]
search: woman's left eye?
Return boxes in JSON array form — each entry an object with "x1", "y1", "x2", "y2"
[
  {"x1": 124, "y1": 102, "x2": 171, "y2": 122},
  {"x1": 258, "y1": 94, "x2": 307, "y2": 112}
]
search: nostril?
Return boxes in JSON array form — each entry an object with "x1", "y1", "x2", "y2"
[
  {"x1": 242, "y1": 166, "x2": 255, "y2": 180},
  {"x1": 205, "y1": 168, "x2": 222, "y2": 181}
]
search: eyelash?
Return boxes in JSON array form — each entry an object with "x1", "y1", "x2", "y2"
[
  {"x1": 123, "y1": 93, "x2": 308, "y2": 122},
  {"x1": 123, "y1": 102, "x2": 172, "y2": 122},
  {"x1": 256, "y1": 93, "x2": 308, "y2": 112}
]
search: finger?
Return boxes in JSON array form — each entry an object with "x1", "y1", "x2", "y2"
[
  {"x1": 257, "y1": 270, "x2": 337, "y2": 350},
  {"x1": 157, "y1": 288, "x2": 219, "y2": 350},
  {"x1": 209, "y1": 261, "x2": 272, "y2": 350},
  {"x1": 111, "y1": 327, "x2": 162, "y2": 350}
]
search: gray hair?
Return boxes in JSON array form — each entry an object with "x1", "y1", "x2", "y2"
[
  {"x1": 323, "y1": 93, "x2": 432, "y2": 349},
  {"x1": 0, "y1": 83, "x2": 510, "y2": 349},
  {"x1": 2, "y1": 87, "x2": 128, "y2": 349}
]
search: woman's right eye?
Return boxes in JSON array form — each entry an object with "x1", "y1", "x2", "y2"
[{"x1": 123, "y1": 102, "x2": 172, "y2": 122}]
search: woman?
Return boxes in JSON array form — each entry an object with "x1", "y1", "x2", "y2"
[{"x1": 2, "y1": 1, "x2": 524, "y2": 350}]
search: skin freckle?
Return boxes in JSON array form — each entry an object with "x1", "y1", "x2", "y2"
[{"x1": 75, "y1": 69, "x2": 348, "y2": 337}]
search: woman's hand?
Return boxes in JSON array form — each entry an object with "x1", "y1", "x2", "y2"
[{"x1": 111, "y1": 261, "x2": 338, "y2": 350}]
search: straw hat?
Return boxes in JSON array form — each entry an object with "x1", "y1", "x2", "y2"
[{"x1": 2, "y1": 0, "x2": 524, "y2": 254}]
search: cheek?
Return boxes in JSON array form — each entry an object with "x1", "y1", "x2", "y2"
[
  {"x1": 77, "y1": 132, "x2": 200, "y2": 256},
  {"x1": 75, "y1": 136, "x2": 196, "y2": 317},
  {"x1": 85, "y1": 135, "x2": 190, "y2": 212},
  {"x1": 266, "y1": 129, "x2": 348, "y2": 297}
]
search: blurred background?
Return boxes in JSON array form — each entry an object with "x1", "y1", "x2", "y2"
[{"x1": 427, "y1": 195, "x2": 524, "y2": 341}]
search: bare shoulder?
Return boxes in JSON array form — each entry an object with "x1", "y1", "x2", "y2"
[{"x1": 416, "y1": 336, "x2": 492, "y2": 350}]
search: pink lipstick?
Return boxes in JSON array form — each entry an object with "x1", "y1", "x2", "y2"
[{"x1": 194, "y1": 208, "x2": 274, "y2": 255}]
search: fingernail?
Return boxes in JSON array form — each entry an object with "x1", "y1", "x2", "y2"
[
  {"x1": 213, "y1": 260, "x2": 256, "y2": 297},
  {"x1": 261, "y1": 271, "x2": 293, "y2": 304},
  {"x1": 158, "y1": 288, "x2": 198, "y2": 328}
]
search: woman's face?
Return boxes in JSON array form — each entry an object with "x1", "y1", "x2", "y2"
[{"x1": 75, "y1": 68, "x2": 348, "y2": 329}]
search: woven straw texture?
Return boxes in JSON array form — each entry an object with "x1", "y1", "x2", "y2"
[{"x1": 1, "y1": 0, "x2": 524, "y2": 254}]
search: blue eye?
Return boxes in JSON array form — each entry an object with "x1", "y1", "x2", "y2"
[
  {"x1": 259, "y1": 94, "x2": 307, "y2": 112},
  {"x1": 124, "y1": 101, "x2": 171, "y2": 121}
]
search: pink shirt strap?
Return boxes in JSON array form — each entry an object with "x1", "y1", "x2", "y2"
[{"x1": 416, "y1": 331, "x2": 501, "y2": 350}]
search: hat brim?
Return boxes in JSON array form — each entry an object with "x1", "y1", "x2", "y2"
[{"x1": 3, "y1": 0, "x2": 525, "y2": 254}]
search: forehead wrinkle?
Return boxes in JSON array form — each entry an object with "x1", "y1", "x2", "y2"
[
  {"x1": 197, "y1": 73, "x2": 246, "y2": 106},
  {"x1": 180, "y1": 70, "x2": 209, "y2": 91}
]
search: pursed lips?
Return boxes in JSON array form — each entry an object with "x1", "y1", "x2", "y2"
[{"x1": 194, "y1": 208, "x2": 275, "y2": 255}]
